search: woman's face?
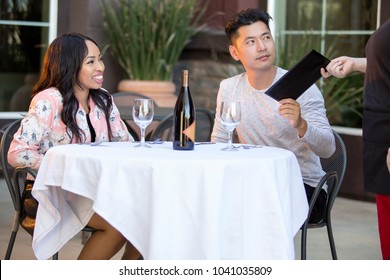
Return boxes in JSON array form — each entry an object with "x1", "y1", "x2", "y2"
[{"x1": 78, "y1": 40, "x2": 105, "y2": 91}]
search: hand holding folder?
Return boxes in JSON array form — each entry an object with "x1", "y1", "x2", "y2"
[{"x1": 265, "y1": 50, "x2": 330, "y2": 101}]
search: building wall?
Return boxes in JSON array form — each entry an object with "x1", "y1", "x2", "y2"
[
  {"x1": 56, "y1": 0, "x2": 389, "y2": 112},
  {"x1": 56, "y1": 0, "x2": 266, "y2": 110}
]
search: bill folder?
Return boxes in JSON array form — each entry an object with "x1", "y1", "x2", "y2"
[{"x1": 265, "y1": 50, "x2": 330, "y2": 101}]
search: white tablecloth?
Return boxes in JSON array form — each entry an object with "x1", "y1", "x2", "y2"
[{"x1": 32, "y1": 142, "x2": 308, "y2": 260}]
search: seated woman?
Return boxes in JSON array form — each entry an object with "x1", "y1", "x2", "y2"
[{"x1": 8, "y1": 32, "x2": 140, "y2": 260}]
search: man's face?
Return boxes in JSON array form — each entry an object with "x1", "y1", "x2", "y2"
[{"x1": 229, "y1": 21, "x2": 276, "y2": 73}]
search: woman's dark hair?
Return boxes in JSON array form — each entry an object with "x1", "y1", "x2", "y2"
[
  {"x1": 225, "y1": 8, "x2": 273, "y2": 44},
  {"x1": 32, "y1": 32, "x2": 113, "y2": 142}
]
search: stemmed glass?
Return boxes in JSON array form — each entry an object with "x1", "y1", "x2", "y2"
[
  {"x1": 132, "y1": 98, "x2": 154, "y2": 148},
  {"x1": 220, "y1": 101, "x2": 241, "y2": 151}
]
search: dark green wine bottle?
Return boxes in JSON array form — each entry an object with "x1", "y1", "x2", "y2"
[{"x1": 173, "y1": 70, "x2": 196, "y2": 150}]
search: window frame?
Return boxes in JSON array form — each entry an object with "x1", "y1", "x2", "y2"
[
  {"x1": 268, "y1": 0, "x2": 381, "y2": 56},
  {"x1": 0, "y1": 0, "x2": 58, "y2": 116},
  {"x1": 0, "y1": 0, "x2": 58, "y2": 44}
]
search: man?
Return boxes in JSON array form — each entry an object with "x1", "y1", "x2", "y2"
[{"x1": 211, "y1": 8, "x2": 335, "y2": 222}]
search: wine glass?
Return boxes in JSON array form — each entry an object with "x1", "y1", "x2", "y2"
[
  {"x1": 132, "y1": 98, "x2": 154, "y2": 148},
  {"x1": 220, "y1": 101, "x2": 241, "y2": 151}
]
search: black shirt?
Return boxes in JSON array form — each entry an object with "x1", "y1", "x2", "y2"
[{"x1": 86, "y1": 113, "x2": 96, "y2": 143}]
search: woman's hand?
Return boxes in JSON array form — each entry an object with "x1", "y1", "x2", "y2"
[{"x1": 321, "y1": 56, "x2": 367, "y2": 78}]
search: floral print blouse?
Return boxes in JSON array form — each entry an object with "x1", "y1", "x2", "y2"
[{"x1": 8, "y1": 87, "x2": 133, "y2": 171}]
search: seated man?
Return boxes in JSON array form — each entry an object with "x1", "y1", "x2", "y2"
[{"x1": 211, "y1": 8, "x2": 335, "y2": 223}]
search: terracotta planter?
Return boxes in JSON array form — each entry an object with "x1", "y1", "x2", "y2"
[{"x1": 118, "y1": 80, "x2": 177, "y2": 108}]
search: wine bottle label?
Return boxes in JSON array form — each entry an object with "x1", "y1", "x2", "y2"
[{"x1": 183, "y1": 120, "x2": 196, "y2": 142}]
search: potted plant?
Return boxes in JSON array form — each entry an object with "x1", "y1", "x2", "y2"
[{"x1": 100, "y1": 0, "x2": 207, "y2": 107}]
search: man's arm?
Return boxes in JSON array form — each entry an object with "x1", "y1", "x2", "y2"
[
  {"x1": 285, "y1": 86, "x2": 336, "y2": 158},
  {"x1": 278, "y1": 98, "x2": 307, "y2": 138}
]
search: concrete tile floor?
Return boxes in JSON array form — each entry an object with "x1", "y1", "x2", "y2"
[{"x1": 0, "y1": 178, "x2": 382, "y2": 260}]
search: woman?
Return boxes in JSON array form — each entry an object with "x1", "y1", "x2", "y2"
[
  {"x1": 321, "y1": 18, "x2": 390, "y2": 259},
  {"x1": 8, "y1": 32, "x2": 140, "y2": 260}
]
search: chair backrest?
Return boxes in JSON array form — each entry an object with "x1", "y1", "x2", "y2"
[
  {"x1": 320, "y1": 129, "x2": 347, "y2": 217},
  {"x1": 112, "y1": 92, "x2": 151, "y2": 141},
  {"x1": 112, "y1": 91, "x2": 155, "y2": 107},
  {"x1": 195, "y1": 108, "x2": 215, "y2": 142},
  {"x1": 148, "y1": 108, "x2": 215, "y2": 142},
  {"x1": 0, "y1": 122, "x2": 14, "y2": 171},
  {"x1": 0, "y1": 119, "x2": 23, "y2": 212},
  {"x1": 149, "y1": 113, "x2": 174, "y2": 141}
]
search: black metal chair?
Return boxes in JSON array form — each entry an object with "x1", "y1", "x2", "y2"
[
  {"x1": 148, "y1": 113, "x2": 174, "y2": 141},
  {"x1": 148, "y1": 108, "x2": 215, "y2": 142},
  {"x1": 300, "y1": 129, "x2": 347, "y2": 260},
  {"x1": 112, "y1": 91, "x2": 152, "y2": 141},
  {"x1": 1, "y1": 119, "x2": 95, "y2": 260},
  {"x1": 112, "y1": 91, "x2": 153, "y2": 107}
]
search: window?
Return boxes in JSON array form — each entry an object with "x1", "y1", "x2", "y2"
[
  {"x1": 0, "y1": 0, "x2": 57, "y2": 112},
  {"x1": 273, "y1": 0, "x2": 379, "y2": 65},
  {"x1": 271, "y1": 0, "x2": 380, "y2": 127}
]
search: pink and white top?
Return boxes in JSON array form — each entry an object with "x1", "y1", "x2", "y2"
[{"x1": 8, "y1": 87, "x2": 132, "y2": 171}]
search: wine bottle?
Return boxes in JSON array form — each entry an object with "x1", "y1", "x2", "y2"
[{"x1": 173, "y1": 69, "x2": 196, "y2": 150}]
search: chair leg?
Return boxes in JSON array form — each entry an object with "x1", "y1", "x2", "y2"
[
  {"x1": 5, "y1": 231, "x2": 17, "y2": 260},
  {"x1": 5, "y1": 212, "x2": 20, "y2": 260},
  {"x1": 300, "y1": 227, "x2": 308, "y2": 260},
  {"x1": 81, "y1": 231, "x2": 92, "y2": 245},
  {"x1": 326, "y1": 220, "x2": 338, "y2": 260}
]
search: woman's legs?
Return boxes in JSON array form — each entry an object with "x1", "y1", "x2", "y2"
[
  {"x1": 121, "y1": 241, "x2": 142, "y2": 260},
  {"x1": 77, "y1": 213, "x2": 126, "y2": 260},
  {"x1": 376, "y1": 194, "x2": 390, "y2": 260}
]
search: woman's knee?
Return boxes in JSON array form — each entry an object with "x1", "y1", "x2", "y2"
[{"x1": 87, "y1": 213, "x2": 123, "y2": 237}]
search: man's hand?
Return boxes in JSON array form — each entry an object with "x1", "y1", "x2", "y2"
[{"x1": 278, "y1": 98, "x2": 307, "y2": 137}]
